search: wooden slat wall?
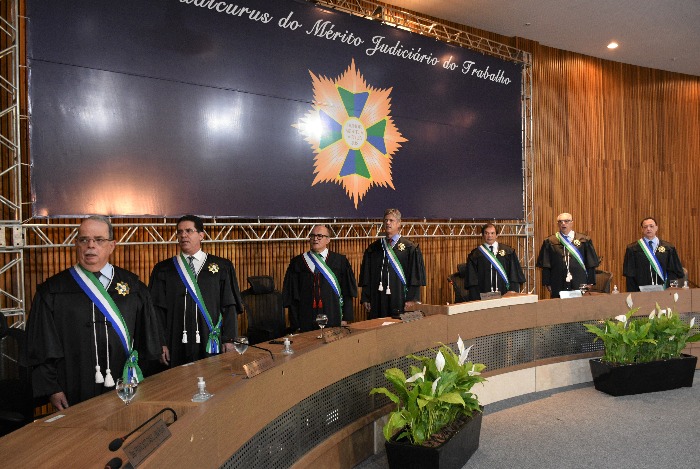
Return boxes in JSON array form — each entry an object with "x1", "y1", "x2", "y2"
[{"x1": 7, "y1": 2, "x2": 700, "y2": 332}]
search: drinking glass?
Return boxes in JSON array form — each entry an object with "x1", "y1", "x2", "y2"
[
  {"x1": 670, "y1": 280, "x2": 679, "y2": 288},
  {"x1": 316, "y1": 313, "x2": 328, "y2": 339},
  {"x1": 234, "y1": 336, "x2": 249, "y2": 355},
  {"x1": 115, "y1": 376, "x2": 138, "y2": 405}
]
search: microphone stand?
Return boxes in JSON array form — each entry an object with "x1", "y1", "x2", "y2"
[{"x1": 109, "y1": 407, "x2": 178, "y2": 452}]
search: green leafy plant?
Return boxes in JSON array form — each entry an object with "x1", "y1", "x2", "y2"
[
  {"x1": 369, "y1": 337, "x2": 486, "y2": 445},
  {"x1": 584, "y1": 293, "x2": 700, "y2": 364}
]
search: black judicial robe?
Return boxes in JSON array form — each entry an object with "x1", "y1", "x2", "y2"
[
  {"x1": 26, "y1": 267, "x2": 162, "y2": 407},
  {"x1": 466, "y1": 244, "x2": 526, "y2": 301},
  {"x1": 623, "y1": 239, "x2": 684, "y2": 291},
  {"x1": 360, "y1": 237, "x2": 426, "y2": 318},
  {"x1": 149, "y1": 254, "x2": 243, "y2": 367},
  {"x1": 282, "y1": 251, "x2": 357, "y2": 332},
  {"x1": 536, "y1": 233, "x2": 600, "y2": 298}
]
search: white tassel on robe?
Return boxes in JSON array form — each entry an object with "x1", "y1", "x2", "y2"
[
  {"x1": 95, "y1": 365, "x2": 105, "y2": 384},
  {"x1": 104, "y1": 368, "x2": 115, "y2": 388}
]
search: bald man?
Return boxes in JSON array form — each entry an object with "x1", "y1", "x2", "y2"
[{"x1": 536, "y1": 212, "x2": 600, "y2": 298}]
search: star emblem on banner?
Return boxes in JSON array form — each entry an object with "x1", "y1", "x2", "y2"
[{"x1": 294, "y1": 60, "x2": 407, "y2": 208}]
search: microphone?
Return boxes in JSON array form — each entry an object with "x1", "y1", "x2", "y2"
[
  {"x1": 108, "y1": 407, "x2": 177, "y2": 452},
  {"x1": 232, "y1": 340, "x2": 274, "y2": 361},
  {"x1": 105, "y1": 457, "x2": 122, "y2": 469}
]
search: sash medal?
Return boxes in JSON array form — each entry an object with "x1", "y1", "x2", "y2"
[
  {"x1": 70, "y1": 265, "x2": 143, "y2": 383},
  {"x1": 478, "y1": 245, "x2": 510, "y2": 289},
  {"x1": 556, "y1": 232, "x2": 586, "y2": 274},
  {"x1": 381, "y1": 238, "x2": 408, "y2": 296},
  {"x1": 173, "y1": 255, "x2": 222, "y2": 353},
  {"x1": 638, "y1": 239, "x2": 666, "y2": 283},
  {"x1": 303, "y1": 252, "x2": 344, "y2": 320}
]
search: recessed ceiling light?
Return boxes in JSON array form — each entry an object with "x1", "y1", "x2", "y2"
[{"x1": 607, "y1": 42, "x2": 619, "y2": 49}]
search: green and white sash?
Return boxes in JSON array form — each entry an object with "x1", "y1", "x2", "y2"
[
  {"x1": 381, "y1": 238, "x2": 407, "y2": 287},
  {"x1": 173, "y1": 255, "x2": 222, "y2": 353},
  {"x1": 69, "y1": 265, "x2": 143, "y2": 382},
  {"x1": 638, "y1": 239, "x2": 666, "y2": 281},
  {"x1": 478, "y1": 245, "x2": 509, "y2": 288},
  {"x1": 303, "y1": 251, "x2": 344, "y2": 318},
  {"x1": 556, "y1": 232, "x2": 586, "y2": 270}
]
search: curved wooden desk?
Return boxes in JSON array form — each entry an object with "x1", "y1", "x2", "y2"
[{"x1": 1, "y1": 289, "x2": 698, "y2": 468}]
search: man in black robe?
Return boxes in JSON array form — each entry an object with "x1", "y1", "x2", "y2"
[
  {"x1": 283, "y1": 225, "x2": 357, "y2": 332},
  {"x1": 536, "y1": 212, "x2": 600, "y2": 298},
  {"x1": 26, "y1": 216, "x2": 162, "y2": 410},
  {"x1": 466, "y1": 223, "x2": 526, "y2": 301},
  {"x1": 360, "y1": 208, "x2": 427, "y2": 318},
  {"x1": 149, "y1": 215, "x2": 244, "y2": 367},
  {"x1": 623, "y1": 217, "x2": 684, "y2": 291}
]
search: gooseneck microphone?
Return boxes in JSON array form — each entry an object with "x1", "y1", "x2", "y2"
[
  {"x1": 232, "y1": 339, "x2": 274, "y2": 360},
  {"x1": 108, "y1": 407, "x2": 178, "y2": 452}
]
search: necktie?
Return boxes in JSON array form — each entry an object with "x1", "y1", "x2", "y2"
[
  {"x1": 187, "y1": 255, "x2": 196, "y2": 272},
  {"x1": 648, "y1": 240, "x2": 654, "y2": 252},
  {"x1": 489, "y1": 245, "x2": 494, "y2": 253}
]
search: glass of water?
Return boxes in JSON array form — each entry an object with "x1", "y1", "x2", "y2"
[
  {"x1": 116, "y1": 376, "x2": 138, "y2": 405},
  {"x1": 234, "y1": 336, "x2": 249, "y2": 355}
]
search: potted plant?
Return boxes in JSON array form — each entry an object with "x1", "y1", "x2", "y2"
[
  {"x1": 584, "y1": 293, "x2": 700, "y2": 396},
  {"x1": 370, "y1": 336, "x2": 486, "y2": 469}
]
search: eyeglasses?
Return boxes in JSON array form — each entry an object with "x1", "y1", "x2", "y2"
[
  {"x1": 557, "y1": 219, "x2": 572, "y2": 224},
  {"x1": 309, "y1": 234, "x2": 330, "y2": 240},
  {"x1": 176, "y1": 228, "x2": 199, "y2": 236},
  {"x1": 76, "y1": 237, "x2": 113, "y2": 246}
]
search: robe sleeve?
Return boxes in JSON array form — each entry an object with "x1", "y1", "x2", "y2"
[
  {"x1": 666, "y1": 247, "x2": 684, "y2": 281},
  {"x1": 26, "y1": 284, "x2": 64, "y2": 398},
  {"x1": 282, "y1": 260, "x2": 301, "y2": 332},
  {"x1": 584, "y1": 239, "x2": 601, "y2": 284},
  {"x1": 536, "y1": 240, "x2": 552, "y2": 286},
  {"x1": 340, "y1": 256, "x2": 358, "y2": 322},
  {"x1": 359, "y1": 247, "x2": 372, "y2": 303},
  {"x1": 405, "y1": 243, "x2": 426, "y2": 302},
  {"x1": 465, "y1": 250, "x2": 481, "y2": 301}
]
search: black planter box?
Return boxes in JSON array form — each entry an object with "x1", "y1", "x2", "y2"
[
  {"x1": 590, "y1": 353, "x2": 697, "y2": 396},
  {"x1": 384, "y1": 411, "x2": 482, "y2": 469}
]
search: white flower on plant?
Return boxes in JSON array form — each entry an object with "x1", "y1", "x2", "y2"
[
  {"x1": 669, "y1": 335, "x2": 675, "y2": 341},
  {"x1": 431, "y1": 377, "x2": 441, "y2": 395},
  {"x1": 658, "y1": 309, "x2": 667, "y2": 317},
  {"x1": 690, "y1": 317, "x2": 696, "y2": 329},
  {"x1": 435, "y1": 351, "x2": 445, "y2": 372},
  {"x1": 649, "y1": 310, "x2": 656, "y2": 320},
  {"x1": 406, "y1": 366, "x2": 426, "y2": 383},
  {"x1": 468, "y1": 364, "x2": 481, "y2": 376},
  {"x1": 626, "y1": 294, "x2": 634, "y2": 309},
  {"x1": 456, "y1": 335, "x2": 474, "y2": 366},
  {"x1": 615, "y1": 314, "x2": 628, "y2": 323},
  {"x1": 674, "y1": 292, "x2": 679, "y2": 303}
]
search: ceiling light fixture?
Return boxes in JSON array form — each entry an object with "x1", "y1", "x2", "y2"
[{"x1": 607, "y1": 42, "x2": 619, "y2": 49}]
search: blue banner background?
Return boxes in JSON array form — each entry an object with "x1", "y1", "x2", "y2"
[{"x1": 27, "y1": 0, "x2": 523, "y2": 219}]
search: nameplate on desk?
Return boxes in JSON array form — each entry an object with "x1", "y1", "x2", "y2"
[
  {"x1": 243, "y1": 355, "x2": 275, "y2": 378},
  {"x1": 400, "y1": 311, "x2": 424, "y2": 323},
  {"x1": 123, "y1": 419, "x2": 171, "y2": 467},
  {"x1": 559, "y1": 290, "x2": 583, "y2": 299},
  {"x1": 639, "y1": 284, "x2": 665, "y2": 292},
  {"x1": 323, "y1": 327, "x2": 351, "y2": 343},
  {"x1": 480, "y1": 291, "x2": 502, "y2": 300}
]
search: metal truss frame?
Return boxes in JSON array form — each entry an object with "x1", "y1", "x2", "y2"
[
  {"x1": 1, "y1": 0, "x2": 536, "y2": 330},
  {"x1": 0, "y1": 0, "x2": 25, "y2": 327}
]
